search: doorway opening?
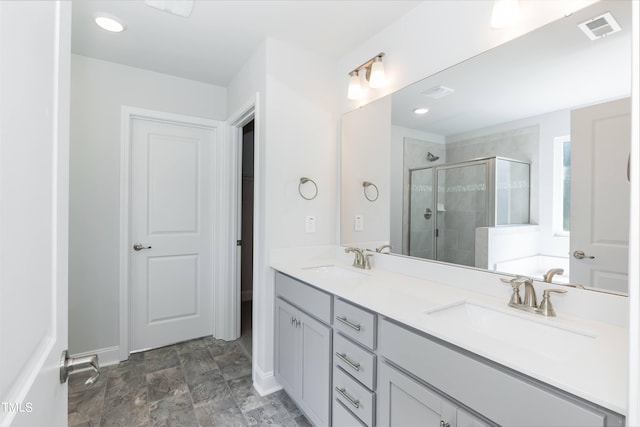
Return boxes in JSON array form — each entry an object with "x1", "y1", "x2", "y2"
[{"x1": 239, "y1": 119, "x2": 255, "y2": 356}]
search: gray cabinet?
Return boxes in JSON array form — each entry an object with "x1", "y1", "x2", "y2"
[
  {"x1": 378, "y1": 361, "x2": 458, "y2": 427},
  {"x1": 275, "y1": 273, "x2": 332, "y2": 427},
  {"x1": 378, "y1": 317, "x2": 624, "y2": 427}
]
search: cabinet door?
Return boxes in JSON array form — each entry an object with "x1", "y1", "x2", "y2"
[
  {"x1": 300, "y1": 311, "x2": 332, "y2": 427},
  {"x1": 378, "y1": 361, "x2": 455, "y2": 427},
  {"x1": 275, "y1": 298, "x2": 300, "y2": 397}
]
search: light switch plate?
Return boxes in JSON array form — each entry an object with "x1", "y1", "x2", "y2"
[
  {"x1": 354, "y1": 214, "x2": 363, "y2": 232},
  {"x1": 305, "y1": 216, "x2": 316, "y2": 233}
]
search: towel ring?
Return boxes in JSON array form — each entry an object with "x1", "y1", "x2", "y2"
[
  {"x1": 299, "y1": 177, "x2": 318, "y2": 200},
  {"x1": 363, "y1": 181, "x2": 379, "y2": 202}
]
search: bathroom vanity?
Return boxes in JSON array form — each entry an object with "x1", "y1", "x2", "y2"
[{"x1": 272, "y1": 254, "x2": 627, "y2": 427}]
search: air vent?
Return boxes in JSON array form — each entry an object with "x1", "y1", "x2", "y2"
[
  {"x1": 578, "y1": 12, "x2": 621, "y2": 40},
  {"x1": 421, "y1": 85, "x2": 455, "y2": 99}
]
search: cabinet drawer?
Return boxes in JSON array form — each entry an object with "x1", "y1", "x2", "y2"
[
  {"x1": 333, "y1": 399, "x2": 366, "y2": 427},
  {"x1": 334, "y1": 298, "x2": 376, "y2": 349},
  {"x1": 333, "y1": 366, "x2": 375, "y2": 427},
  {"x1": 334, "y1": 333, "x2": 376, "y2": 390},
  {"x1": 275, "y1": 272, "x2": 332, "y2": 324}
]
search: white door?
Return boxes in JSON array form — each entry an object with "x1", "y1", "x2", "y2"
[
  {"x1": 0, "y1": 1, "x2": 70, "y2": 426},
  {"x1": 130, "y1": 117, "x2": 217, "y2": 352},
  {"x1": 570, "y1": 98, "x2": 631, "y2": 292}
]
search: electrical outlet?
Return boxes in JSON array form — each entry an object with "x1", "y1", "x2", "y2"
[
  {"x1": 354, "y1": 214, "x2": 363, "y2": 232},
  {"x1": 305, "y1": 216, "x2": 316, "y2": 233}
]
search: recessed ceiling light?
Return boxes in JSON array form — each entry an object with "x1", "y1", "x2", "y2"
[
  {"x1": 413, "y1": 108, "x2": 429, "y2": 115},
  {"x1": 422, "y1": 86, "x2": 455, "y2": 99},
  {"x1": 94, "y1": 15, "x2": 125, "y2": 33}
]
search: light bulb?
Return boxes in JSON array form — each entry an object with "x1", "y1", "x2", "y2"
[
  {"x1": 368, "y1": 56, "x2": 386, "y2": 88},
  {"x1": 347, "y1": 71, "x2": 363, "y2": 100}
]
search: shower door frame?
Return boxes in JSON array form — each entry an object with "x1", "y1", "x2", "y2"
[{"x1": 407, "y1": 158, "x2": 495, "y2": 262}]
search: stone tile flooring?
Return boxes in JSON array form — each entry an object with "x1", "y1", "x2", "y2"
[{"x1": 68, "y1": 336, "x2": 311, "y2": 427}]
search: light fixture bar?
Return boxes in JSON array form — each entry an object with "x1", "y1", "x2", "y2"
[
  {"x1": 350, "y1": 52, "x2": 385, "y2": 76},
  {"x1": 346, "y1": 52, "x2": 386, "y2": 99}
]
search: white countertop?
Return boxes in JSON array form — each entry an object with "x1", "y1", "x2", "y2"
[{"x1": 271, "y1": 252, "x2": 628, "y2": 415}]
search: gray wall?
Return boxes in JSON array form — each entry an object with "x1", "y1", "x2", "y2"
[{"x1": 69, "y1": 54, "x2": 227, "y2": 357}]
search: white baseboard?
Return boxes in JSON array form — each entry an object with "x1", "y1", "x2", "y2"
[
  {"x1": 70, "y1": 345, "x2": 120, "y2": 368},
  {"x1": 252, "y1": 365, "x2": 282, "y2": 397}
]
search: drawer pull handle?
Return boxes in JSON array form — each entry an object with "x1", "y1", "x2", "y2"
[
  {"x1": 335, "y1": 386, "x2": 360, "y2": 409},
  {"x1": 335, "y1": 352, "x2": 361, "y2": 371},
  {"x1": 336, "y1": 316, "x2": 361, "y2": 331}
]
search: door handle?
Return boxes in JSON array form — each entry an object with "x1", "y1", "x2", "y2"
[
  {"x1": 60, "y1": 350, "x2": 100, "y2": 386},
  {"x1": 573, "y1": 250, "x2": 595, "y2": 260},
  {"x1": 133, "y1": 243, "x2": 152, "y2": 251}
]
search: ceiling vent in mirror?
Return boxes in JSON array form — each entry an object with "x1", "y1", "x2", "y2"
[
  {"x1": 422, "y1": 85, "x2": 455, "y2": 99},
  {"x1": 578, "y1": 12, "x2": 621, "y2": 40}
]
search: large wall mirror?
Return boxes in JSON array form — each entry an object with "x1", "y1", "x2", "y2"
[{"x1": 341, "y1": 1, "x2": 631, "y2": 294}]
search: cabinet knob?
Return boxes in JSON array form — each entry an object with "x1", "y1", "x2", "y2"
[{"x1": 440, "y1": 421, "x2": 450, "y2": 427}]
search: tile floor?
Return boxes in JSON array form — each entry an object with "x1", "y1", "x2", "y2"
[{"x1": 68, "y1": 336, "x2": 310, "y2": 426}]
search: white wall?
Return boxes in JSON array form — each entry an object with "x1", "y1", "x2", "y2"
[
  {"x1": 341, "y1": 96, "x2": 391, "y2": 246},
  {"x1": 69, "y1": 54, "x2": 227, "y2": 358},
  {"x1": 227, "y1": 38, "x2": 340, "y2": 393},
  {"x1": 234, "y1": 1, "x2": 599, "y2": 394}
]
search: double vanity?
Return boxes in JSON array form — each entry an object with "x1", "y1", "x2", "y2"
[{"x1": 271, "y1": 249, "x2": 627, "y2": 427}]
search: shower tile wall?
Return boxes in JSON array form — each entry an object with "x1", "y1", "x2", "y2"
[
  {"x1": 408, "y1": 168, "x2": 434, "y2": 259},
  {"x1": 436, "y1": 163, "x2": 487, "y2": 267},
  {"x1": 446, "y1": 125, "x2": 539, "y2": 224}
]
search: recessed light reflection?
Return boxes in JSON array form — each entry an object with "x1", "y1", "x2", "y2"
[
  {"x1": 95, "y1": 15, "x2": 125, "y2": 32},
  {"x1": 413, "y1": 108, "x2": 429, "y2": 115}
]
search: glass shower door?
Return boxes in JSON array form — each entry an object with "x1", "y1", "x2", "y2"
[
  {"x1": 435, "y1": 162, "x2": 488, "y2": 267},
  {"x1": 408, "y1": 167, "x2": 435, "y2": 260}
]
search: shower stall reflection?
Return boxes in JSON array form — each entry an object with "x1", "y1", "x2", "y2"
[{"x1": 407, "y1": 157, "x2": 531, "y2": 267}]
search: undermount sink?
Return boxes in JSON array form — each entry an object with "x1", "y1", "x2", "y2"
[
  {"x1": 302, "y1": 264, "x2": 368, "y2": 280},
  {"x1": 425, "y1": 301, "x2": 596, "y2": 360}
]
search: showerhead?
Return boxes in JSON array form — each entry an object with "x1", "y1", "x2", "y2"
[{"x1": 427, "y1": 152, "x2": 440, "y2": 162}]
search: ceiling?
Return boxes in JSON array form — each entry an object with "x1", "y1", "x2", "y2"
[
  {"x1": 71, "y1": 0, "x2": 421, "y2": 87},
  {"x1": 391, "y1": 0, "x2": 632, "y2": 137}
]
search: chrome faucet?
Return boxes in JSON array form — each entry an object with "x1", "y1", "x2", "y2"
[
  {"x1": 500, "y1": 276, "x2": 566, "y2": 317},
  {"x1": 375, "y1": 244, "x2": 392, "y2": 253},
  {"x1": 345, "y1": 247, "x2": 372, "y2": 269},
  {"x1": 543, "y1": 268, "x2": 564, "y2": 283}
]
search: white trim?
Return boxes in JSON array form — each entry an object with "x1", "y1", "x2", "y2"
[
  {"x1": 212, "y1": 96, "x2": 257, "y2": 341},
  {"x1": 70, "y1": 346, "x2": 120, "y2": 368},
  {"x1": 119, "y1": 106, "x2": 223, "y2": 360},
  {"x1": 252, "y1": 364, "x2": 282, "y2": 397},
  {"x1": 227, "y1": 94, "x2": 264, "y2": 376},
  {"x1": 628, "y1": 1, "x2": 640, "y2": 423},
  {"x1": 552, "y1": 135, "x2": 570, "y2": 237}
]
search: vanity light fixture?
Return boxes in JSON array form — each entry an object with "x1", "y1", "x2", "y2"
[
  {"x1": 413, "y1": 107, "x2": 429, "y2": 115},
  {"x1": 347, "y1": 52, "x2": 386, "y2": 100},
  {"x1": 94, "y1": 14, "x2": 125, "y2": 32},
  {"x1": 490, "y1": 0, "x2": 521, "y2": 29},
  {"x1": 347, "y1": 71, "x2": 363, "y2": 100}
]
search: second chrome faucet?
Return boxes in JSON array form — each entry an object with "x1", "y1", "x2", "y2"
[
  {"x1": 345, "y1": 247, "x2": 372, "y2": 270},
  {"x1": 501, "y1": 276, "x2": 567, "y2": 317}
]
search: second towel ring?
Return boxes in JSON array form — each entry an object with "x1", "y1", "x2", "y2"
[
  {"x1": 363, "y1": 181, "x2": 379, "y2": 202},
  {"x1": 299, "y1": 177, "x2": 318, "y2": 200}
]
